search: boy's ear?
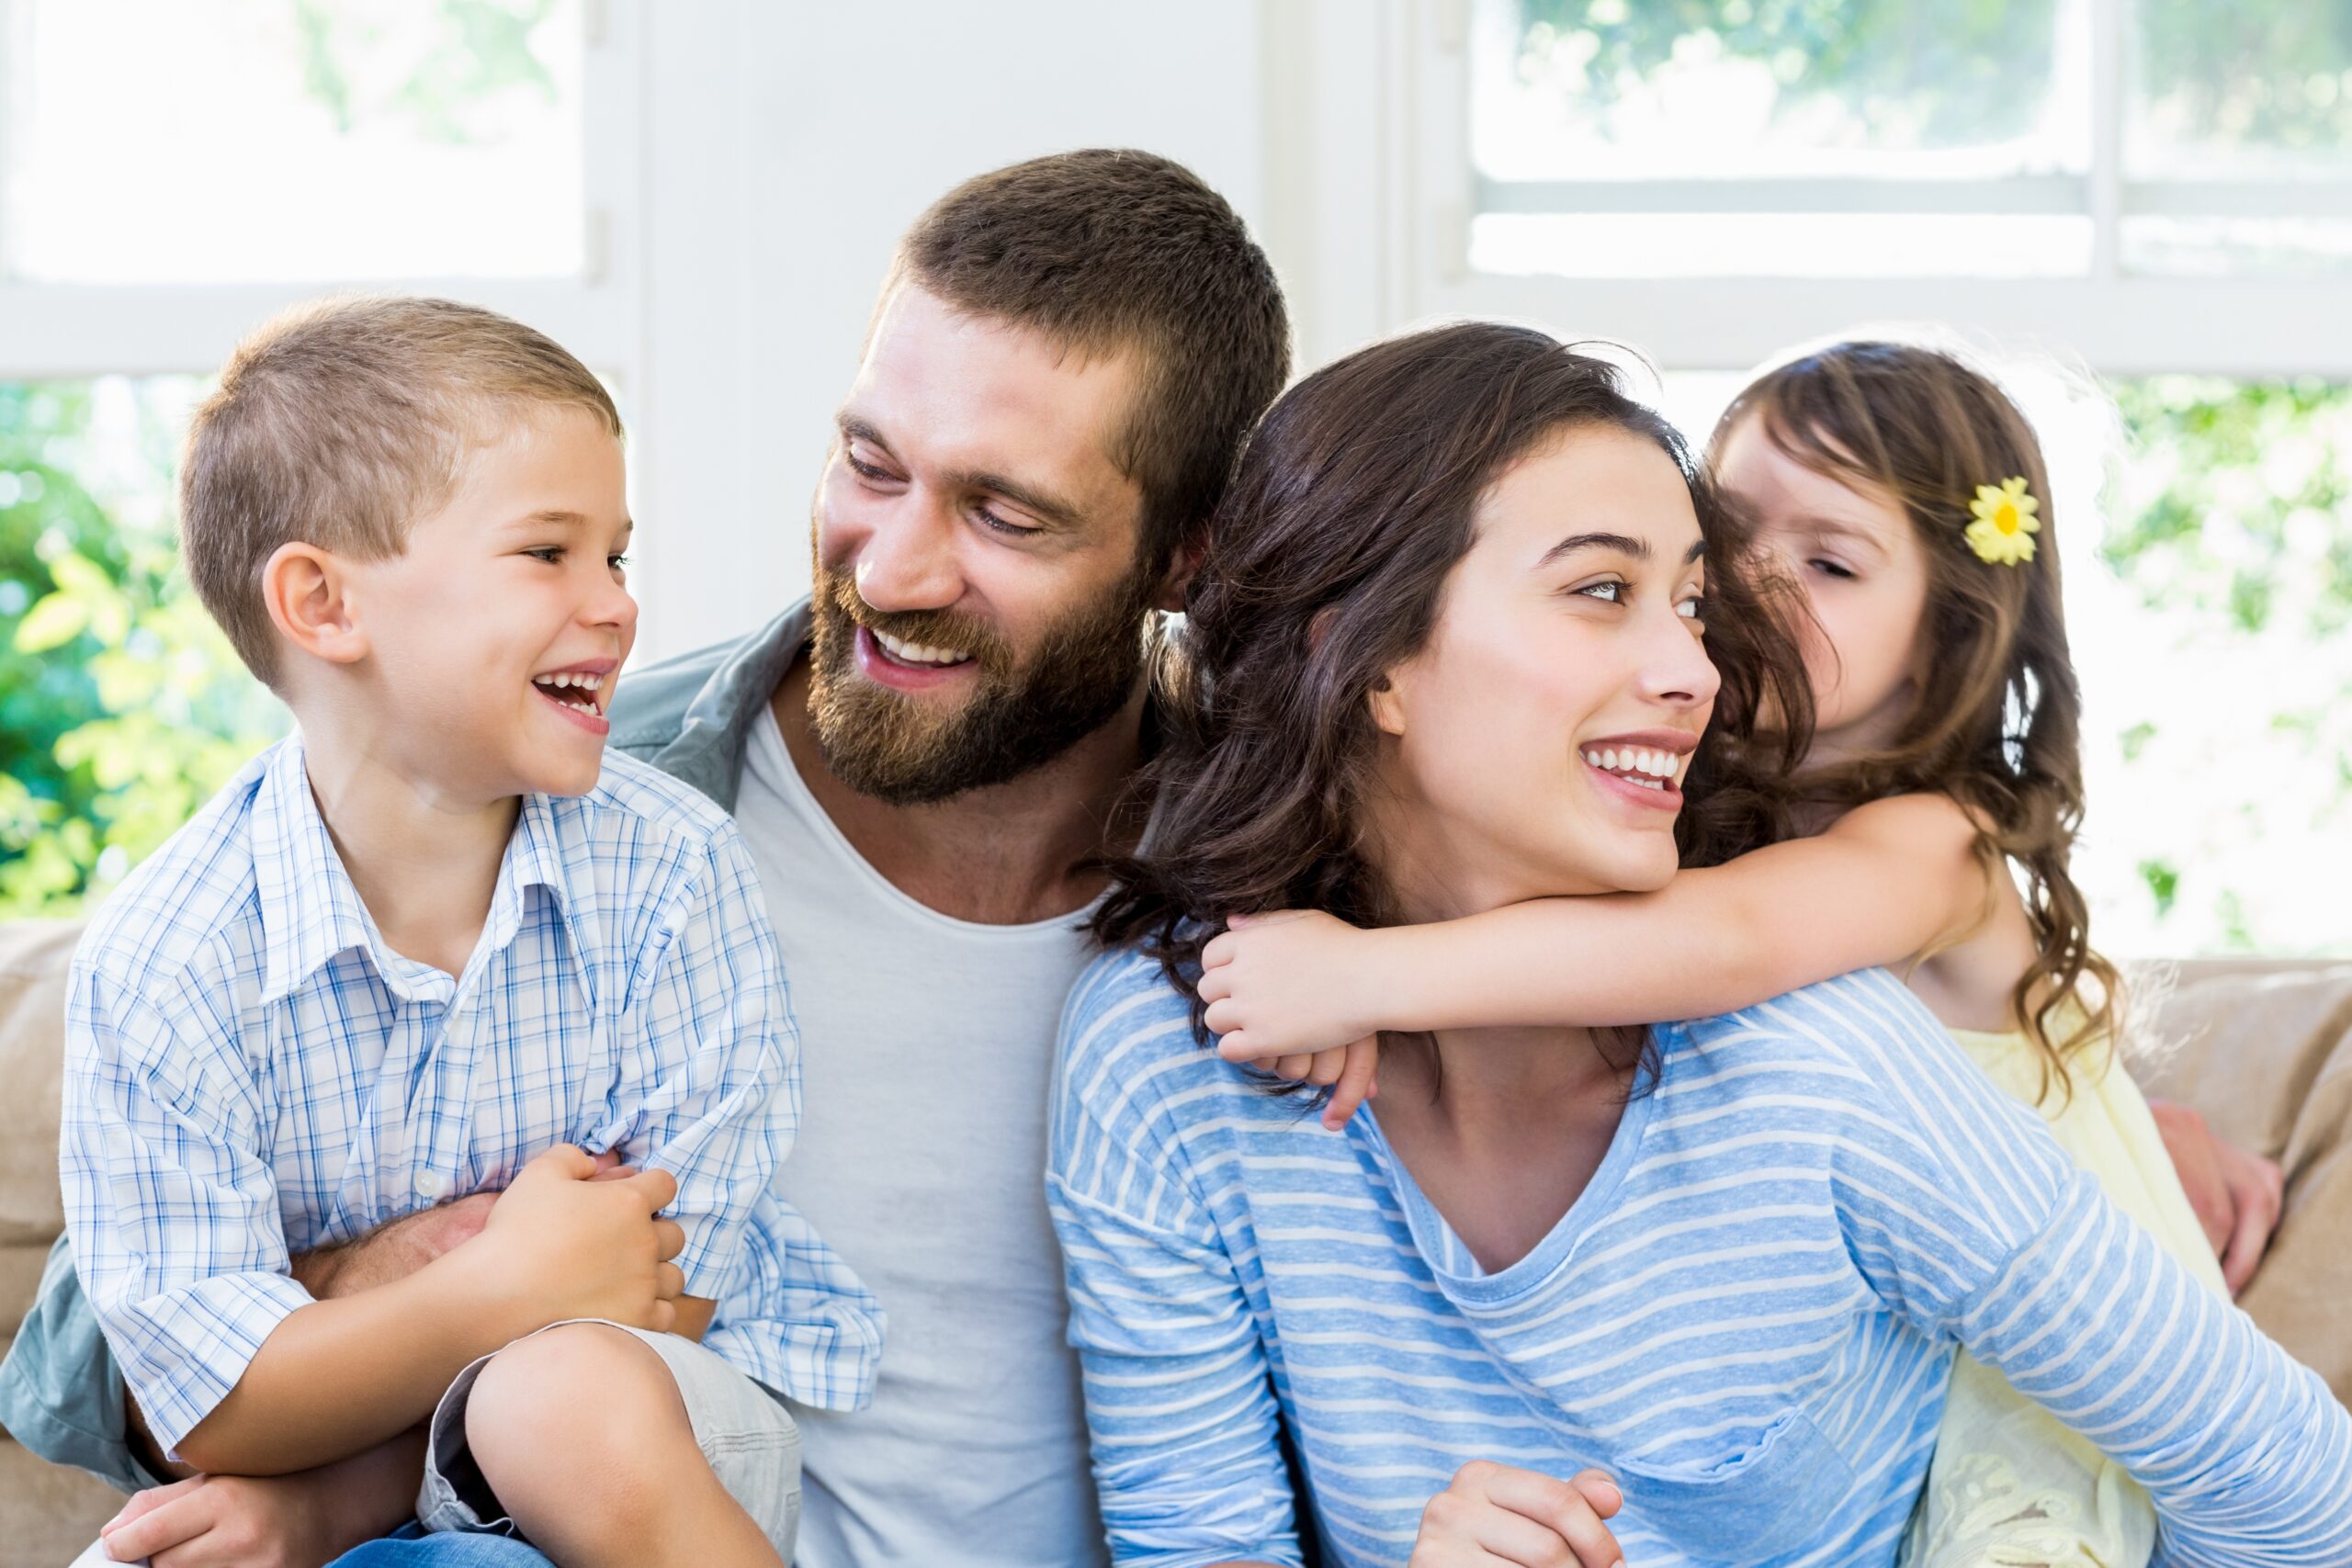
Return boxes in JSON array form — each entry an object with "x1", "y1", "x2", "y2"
[{"x1": 261, "y1": 542, "x2": 368, "y2": 667}]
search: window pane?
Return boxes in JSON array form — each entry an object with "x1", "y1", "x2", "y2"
[
  {"x1": 1473, "y1": 212, "x2": 2093, "y2": 279},
  {"x1": 2127, "y1": 3, "x2": 2352, "y2": 179},
  {"x1": 0, "y1": 377, "x2": 282, "y2": 916},
  {"x1": 1473, "y1": 0, "x2": 2080, "y2": 182},
  {"x1": 2122, "y1": 215, "x2": 2352, "y2": 277},
  {"x1": 6, "y1": 1, "x2": 584, "y2": 284}
]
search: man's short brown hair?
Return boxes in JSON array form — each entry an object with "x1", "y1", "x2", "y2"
[
  {"x1": 892, "y1": 149, "x2": 1289, "y2": 569},
  {"x1": 180, "y1": 295, "x2": 621, "y2": 684}
]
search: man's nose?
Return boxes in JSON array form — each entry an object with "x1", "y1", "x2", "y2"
[{"x1": 850, "y1": 493, "x2": 966, "y2": 614}]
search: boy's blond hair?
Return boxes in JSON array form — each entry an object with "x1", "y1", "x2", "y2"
[{"x1": 180, "y1": 296, "x2": 622, "y2": 684}]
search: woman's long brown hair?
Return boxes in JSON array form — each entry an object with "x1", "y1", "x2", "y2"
[
  {"x1": 1094, "y1": 323, "x2": 1815, "y2": 1057},
  {"x1": 1719, "y1": 341, "x2": 2120, "y2": 1100}
]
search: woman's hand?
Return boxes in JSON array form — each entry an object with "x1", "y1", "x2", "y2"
[
  {"x1": 1409, "y1": 1461, "x2": 1625, "y2": 1567},
  {"x1": 2148, "y1": 1100, "x2": 2285, "y2": 1294},
  {"x1": 1201, "y1": 911, "x2": 1386, "y2": 1128}
]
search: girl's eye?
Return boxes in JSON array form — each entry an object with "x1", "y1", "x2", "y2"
[
  {"x1": 1575, "y1": 580, "x2": 1625, "y2": 604},
  {"x1": 1810, "y1": 558, "x2": 1856, "y2": 581}
]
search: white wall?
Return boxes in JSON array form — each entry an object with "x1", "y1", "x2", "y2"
[{"x1": 631, "y1": 0, "x2": 1270, "y2": 660}]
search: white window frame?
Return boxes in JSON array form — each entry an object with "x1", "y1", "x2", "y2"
[{"x1": 1272, "y1": 0, "x2": 2352, "y2": 378}]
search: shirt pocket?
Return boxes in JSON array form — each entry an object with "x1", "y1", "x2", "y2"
[{"x1": 1611, "y1": 1408, "x2": 1856, "y2": 1563}]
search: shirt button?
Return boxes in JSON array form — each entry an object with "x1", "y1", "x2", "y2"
[{"x1": 413, "y1": 1169, "x2": 455, "y2": 1201}]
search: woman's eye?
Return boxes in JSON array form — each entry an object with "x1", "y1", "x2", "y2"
[
  {"x1": 1678, "y1": 593, "x2": 1708, "y2": 622},
  {"x1": 1575, "y1": 580, "x2": 1625, "y2": 604}
]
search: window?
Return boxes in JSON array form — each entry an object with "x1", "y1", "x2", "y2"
[
  {"x1": 1273, "y1": 1, "x2": 2352, "y2": 953},
  {"x1": 0, "y1": 0, "x2": 644, "y2": 918}
]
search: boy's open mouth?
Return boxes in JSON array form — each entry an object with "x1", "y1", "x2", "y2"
[{"x1": 532, "y1": 670, "x2": 610, "y2": 716}]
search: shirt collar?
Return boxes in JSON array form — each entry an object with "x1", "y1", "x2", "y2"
[{"x1": 253, "y1": 735, "x2": 582, "y2": 1004}]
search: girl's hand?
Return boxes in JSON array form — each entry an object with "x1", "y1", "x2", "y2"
[
  {"x1": 2148, "y1": 1100, "x2": 2285, "y2": 1294},
  {"x1": 1201, "y1": 911, "x2": 1385, "y2": 1128},
  {"x1": 1408, "y1": 1461, "x2": 1625, "y2": 1567},
  {"x1": 1201, "y1": 909, "x2": 1385, "y2": 1058}
]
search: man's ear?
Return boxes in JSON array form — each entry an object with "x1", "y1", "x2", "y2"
[
  {"x1": 261, "y1": 542, "x2": 368, "y2": 667},
  {"x1": 1152, "y1": 536, "x2": 1203, "y2": 614}
]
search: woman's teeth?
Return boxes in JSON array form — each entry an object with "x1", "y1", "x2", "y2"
[
  {"x1": 533, "y1": 671, "x2": 606, "y2": 712},
  {"x1": 872, "y1": 627, "x2": 973, "y2": 667},
  {"x1": 1582, "y1": 745, "x2": 1680, "y2": 790}
]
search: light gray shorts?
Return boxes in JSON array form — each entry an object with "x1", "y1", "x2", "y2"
[{"x1": 417, "y1": 1318, "x2": 800, "y2": 1559}]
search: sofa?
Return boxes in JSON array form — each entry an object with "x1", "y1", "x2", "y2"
[{"x1": 2, "y1": 919, "x2": 2348, "y2": 1556}]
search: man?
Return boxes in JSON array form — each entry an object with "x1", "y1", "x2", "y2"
[{"x1": 1, "y1": 148, "x2": 1290, "y2": 1568}]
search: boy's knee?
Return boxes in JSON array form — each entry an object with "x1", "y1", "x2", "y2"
[{"x1": 466, "y1": 1323, "x2": 685, "y2": 1500}]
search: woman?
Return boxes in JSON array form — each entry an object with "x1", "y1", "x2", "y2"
[{"x1": 1049, "y1": 322, "x2": 2351, "y2": 1567}]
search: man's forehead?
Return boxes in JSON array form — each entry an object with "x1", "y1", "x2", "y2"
[{"x1": 846, "y1": 285, "x2": 1141, "y2": 498}]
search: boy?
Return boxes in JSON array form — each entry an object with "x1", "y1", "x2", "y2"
[{"x1": 59, "y1": 297, "x2": 876, "y2": 1566}]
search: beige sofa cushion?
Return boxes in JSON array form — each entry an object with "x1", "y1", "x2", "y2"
[
  {"x1": 0, "y1": 924, "x2": 77, "y2": 1269},
  {"x1": 2132, "y1": 960, "x2": 2352, "y2": 1405}
]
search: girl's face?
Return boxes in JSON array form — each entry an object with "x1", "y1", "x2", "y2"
[
  {"x1": 1365, "y1": 424, "x2": 1719, "y2": 918},
  {"x1": 1714, "y1": 413, "x2": 1930, "y2": 765}
]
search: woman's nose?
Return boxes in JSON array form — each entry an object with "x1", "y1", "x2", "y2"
[{"x1": 1642, "y1": 607, "x2": 1722, "y2": 711}]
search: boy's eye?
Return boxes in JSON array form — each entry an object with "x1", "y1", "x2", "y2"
[
  {"x1": 609, "y1": 554, "x2": 631, "y2": 572},
  {"x1": 525, "y1": 547, "x2": 563, "y2": 564}
]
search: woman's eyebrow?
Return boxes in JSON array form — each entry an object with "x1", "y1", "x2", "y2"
[{"x1": 1538, "y1": 532, "x2": 1706, "y2": 566}]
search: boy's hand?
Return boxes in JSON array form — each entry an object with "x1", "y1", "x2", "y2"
[
  {"x1": 97, "y1": 1429, "x2": 423, "y2": 1568},
  {"x1": 1409, "y1": 1461, "x2": 1625, "y2": 1567},
  {"x1": 460, "y1": 1144, "x2": 685, "y2": 1335},
  {"x1": 290, "y1": 1151, "x2": 624, "y2": 1299}
]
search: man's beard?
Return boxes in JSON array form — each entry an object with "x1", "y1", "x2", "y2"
[{"x1": 806, "y1": 552, "x2": 1161, "y2": 807}]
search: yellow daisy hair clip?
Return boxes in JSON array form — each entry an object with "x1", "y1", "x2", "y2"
[{"x1": 1966, "y1": 476, "x2": 2040, "y2": 565}]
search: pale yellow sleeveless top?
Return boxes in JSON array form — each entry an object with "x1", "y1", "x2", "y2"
[{"x1": 1898, "y1": 1022, "x2": 2226, "y2": 1568}]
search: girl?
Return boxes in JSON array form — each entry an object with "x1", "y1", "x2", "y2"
[
  {"x1": 1055, "y1": 322, "x2": 2350, "y2": 1568},
  {"x1": 1193, "y1": 341, "x2": 2272, "y2": 1565}
]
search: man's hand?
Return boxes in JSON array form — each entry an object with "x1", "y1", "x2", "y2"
[
  {"x1": 453, "y1": 1144, "x2": 685, "y2": 1335},
  {"x1": 2149, "y1": 1100, "x2": 2285, "y2": 1294},
  {"x1": 1409, "y1": 1461, "x2": 1624, "y2": 1567},
  {"x1": 96, "y1": 1428, "x2": 426, "y2": 1567},
  {"x1": 292, "y1": 1194, "x2": 495, "y2": 1299}
]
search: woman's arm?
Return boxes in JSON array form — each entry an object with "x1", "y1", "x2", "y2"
[
  {"x1": 1200, "y1": 792, "x2": 1984, "y2": 1058},
  {"x1": 1807, "y1": 972, "x2": 2352, "y2": 1564}
]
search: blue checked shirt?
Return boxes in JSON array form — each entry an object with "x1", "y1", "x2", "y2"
[{"x1": 59, "y1": 736, "x2": 882, "y2": 1458}]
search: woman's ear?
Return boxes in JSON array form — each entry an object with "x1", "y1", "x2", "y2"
[
  {"x1": 261, "y1": 542, "x2": 368, "y2": 668},
  {"x1": 1367, "y1": 671, "x2": 1407, "y2": 738}
]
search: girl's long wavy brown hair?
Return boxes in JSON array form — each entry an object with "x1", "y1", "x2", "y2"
[
  {"x1": 1093, "y1": 323, "x2": 1815, "y2": 1049},
  {"x1": 1718, "y1": 341, "x2": 2119, "y2": 1100}
]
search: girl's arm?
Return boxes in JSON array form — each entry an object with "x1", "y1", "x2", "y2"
[{"x1": 1200, "y1": 792, "x2": 1985, "y2": 1061}]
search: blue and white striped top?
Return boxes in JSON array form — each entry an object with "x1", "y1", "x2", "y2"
[
  {"x1": 61, "y1": 736, "x2": 882, "y2": 1457},
  {"x1": 1049, "y1": 953, "x2": 2352, "y2": 1568}
]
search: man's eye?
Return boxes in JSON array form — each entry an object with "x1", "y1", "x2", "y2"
[
  {"x1": 1575, "y1": 580, "x2": 1624, "y2": 604},
  {"x1": 975, "y1": 502, "x2": 1040, "y2": 537},
  {"x1": 844, "y1": 450, "x2": 893, "y2": 482}
]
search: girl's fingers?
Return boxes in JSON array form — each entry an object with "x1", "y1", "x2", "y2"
[
  {"x1": 1307, "y1": 1047, "x2": 1349, "y2": 1087},
  {"x1": 1197, "y1": 958, "x2": 1235, "y2": 999},
  {"x1": 1224, "y1": 912, "x2": 1256, "y2": 930},
  {"x1": 1204, "y1": 997, "x2": 1240, "y2": 1035},
  {"x1": 1323, "y1": 1038, "x2": 1380, "y2": 1131},
  {"x1": 1274, "y1": 1054, "x2": 1313, "y2": 1082}
]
